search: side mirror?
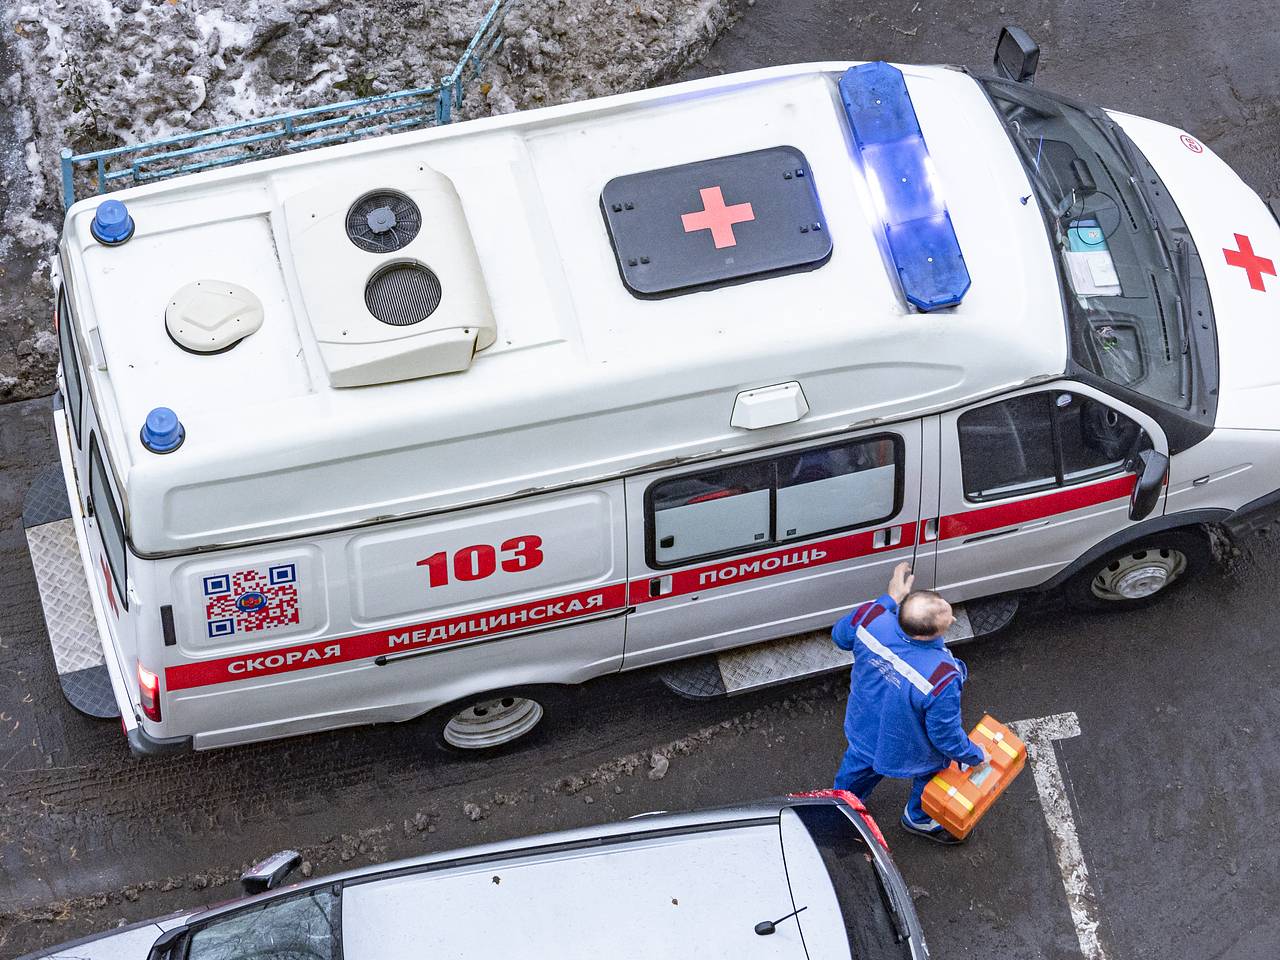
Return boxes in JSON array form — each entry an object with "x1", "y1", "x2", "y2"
[
  {"x1": 994, "y1": 26, "x2": 1040, "y2": 84},
  {"x1": 1129, "y1": 449, "x2": 1168, "y2": 521},
  {"x1": 146, "y1": 927, "x2": 186, "y2": 960},
  {"x1": 241, "y1": 850, "x2": 302, "y2": 896}
]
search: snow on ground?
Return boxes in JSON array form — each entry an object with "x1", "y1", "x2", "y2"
[
  {"x1": 0, "y1": 20, "x2": 58, "y2": 400},
  {"x1": 474, "y1": 0, "x2": 739, "y2": 116},
  {"x1": 0, "y1": 0, "x2": 741, "y2": 400}
]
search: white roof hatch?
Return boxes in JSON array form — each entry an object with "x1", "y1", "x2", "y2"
[{"x1": 165, "y1": 279, "x2": 264, "y2": 353}]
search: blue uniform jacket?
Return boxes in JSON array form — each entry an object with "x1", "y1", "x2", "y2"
[{"x1": 833, "y1": 594, "x2": 985, "y2": 778}]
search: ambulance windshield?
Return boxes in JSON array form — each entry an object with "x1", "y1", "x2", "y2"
[{"x1": 979, "y1": 78, "x2": 1210, "y2": 415}]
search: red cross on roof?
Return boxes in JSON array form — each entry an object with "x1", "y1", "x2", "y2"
[
  {"x1": 1223, "y1": 233, "x2": 1276, "y2": 292},
  {"x1": 681, "y1": 186, "x2": 755, "y2": 249}
]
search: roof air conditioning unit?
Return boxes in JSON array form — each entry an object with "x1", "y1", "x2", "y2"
[{"x1": 284, "y1": 166, "x2": 496, "y2": 387}]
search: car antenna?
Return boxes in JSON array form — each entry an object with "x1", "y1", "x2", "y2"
[{"x1": 754, "y1": 905, "x2": 808, "y2": 936}]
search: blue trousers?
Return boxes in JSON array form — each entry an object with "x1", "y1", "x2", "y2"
[{"x1": 834, "y1": 744, "x2": 935, "y2": 823}]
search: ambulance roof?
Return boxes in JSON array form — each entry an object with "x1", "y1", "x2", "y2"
[{"x1": 60, "y1": 61, "x2": 1065, "y2": 556}]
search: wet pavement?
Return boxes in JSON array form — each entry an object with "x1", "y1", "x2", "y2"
[
  {"x1": 4, "y1": 422, "x2": 1280, "y2": 959},
  {"x1": 2, "y1": 1, "x2": 1280, "y2": 958}
]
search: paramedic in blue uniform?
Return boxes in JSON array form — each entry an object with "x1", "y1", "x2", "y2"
[{"x1": 832, "y1": 561, "x2": 988, "y2": 844}]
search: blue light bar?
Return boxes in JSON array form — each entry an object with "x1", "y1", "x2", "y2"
[{"x1": 838, "y1": 62, "x2": 971, "y2": 311}]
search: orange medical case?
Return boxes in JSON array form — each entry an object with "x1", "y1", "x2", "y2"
[{"x1": 921, "y1": 714, "x2": 1026, "y2": 839}]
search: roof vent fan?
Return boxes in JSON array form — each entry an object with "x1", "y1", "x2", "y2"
[
  {"x1": 364, "y1": 262, "x2": 443, "y2": 326},
  {"x1": 346, "y1": 190, "x2": 422, "y2": 253}
]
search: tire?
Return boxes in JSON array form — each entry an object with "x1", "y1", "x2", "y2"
[
  {"x1": 421, "y1": 686, "x2": 566, "y2": 755},
  {"x1": 1063, "y1": 529, "x2": 1211, "y2": 611}
]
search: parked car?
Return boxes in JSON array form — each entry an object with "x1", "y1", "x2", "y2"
[{"x1": 22, "y1": 792, "x2": 926, "y2": 960}]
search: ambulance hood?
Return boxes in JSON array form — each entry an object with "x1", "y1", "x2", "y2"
[{"x1": 1110, "y1": 111, "x2": 1280, "y2": 432}]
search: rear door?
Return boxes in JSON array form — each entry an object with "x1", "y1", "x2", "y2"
[
  {"x1": 62, "y1": 286, "x2": 141, "y2": 694},
  {"x1": 927, "y1": 384, "x2": 1165, "y2": 601},
  {"x1": 622, "y1": 425, "x2": 922, "y2": 669}
]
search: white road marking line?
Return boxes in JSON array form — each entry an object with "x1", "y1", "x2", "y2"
[{"x1": 1010, "y1": 712, "x2": 1109, "y2": 960}]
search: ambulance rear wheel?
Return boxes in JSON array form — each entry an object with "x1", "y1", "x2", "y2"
[
  {"x1": 425, "y1": 687, "x2": 563, "y2": 753},
  {"x1": 1064, "y1": 530, "x2": 1210, "y2": 611}
]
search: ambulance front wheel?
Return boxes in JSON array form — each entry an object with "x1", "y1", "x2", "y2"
[
  {"x1": 1063, "y1": 530, "x2": 1210, "y2": 610},
  {"x1": 424, "y1": 686, "x2": 565, "y2": 753}
]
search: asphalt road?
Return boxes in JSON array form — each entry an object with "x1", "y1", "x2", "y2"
[{"x1": 2, "y1": 1, "x2": 1280, "y2": 958}]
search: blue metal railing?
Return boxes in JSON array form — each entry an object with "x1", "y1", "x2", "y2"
[{"x1": 59, "y1": 0, "x2": 514, "y2": 209}]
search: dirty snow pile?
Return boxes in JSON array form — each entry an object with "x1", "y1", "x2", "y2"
[
  {"x1": 473, "y1": 0, "x2": 739, "y2": 116},
  {"x1": 11, "y1": 0, "x2": 497, "y2": 168},
  {"x1": 0, "y1": 0, "x2": 741, "y2": 400},
  {"x1": 0, "y1": 63, "x2": 59, "y2": 399}
]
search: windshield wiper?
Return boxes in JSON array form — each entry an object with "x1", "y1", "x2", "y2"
[
  {"x1": 1151, "y1": 269, "x2": 1192, "y2": 399},
  {"x1": 1102, "y1": 119, "x2": 1197, "y2": 376},
  {"x1": 1098, "y1": 122, "x2": 1193, "y2": 279},
  {"x1": 1098, "y1": 121, "x2": 1167, "y2": 239},
  {"x1": 870, "y1": 857, "x2": 910, "y2": 944},
  {"x1": 1175, "y1": 238, "x2": 1193, "y2": 357}
]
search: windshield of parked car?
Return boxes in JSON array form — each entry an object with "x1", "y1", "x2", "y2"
[
  {"x1": 979, "y1": 78, "x2": 1195, "y2": 411},
  {"x1": 792, "y1": 804, "x2": 913, "y2": 958},
  {"x1": 185, "y1": 887, "x2": 340, "y2": 960}
]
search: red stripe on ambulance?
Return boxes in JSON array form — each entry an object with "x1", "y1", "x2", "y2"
[
  {"x1": 166, "y1": 583, "x2": 628, "y2": 691},
  {"x1": 166, "y1": 476, "x2": 1137, "y2": 691},
  {"x1": 628, "y1": 474, "x2": 1136, "y2": 606},
  {"x1": 628, "y1": 523, "x2": 918, "y2": 606},
  {"x1": 938, "y1": 474, "x2": 1136, "y2": 540}
]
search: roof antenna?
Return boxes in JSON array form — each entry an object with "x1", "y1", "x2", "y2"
[{"x1": 754, "y1": 905, "x2": 808, "y2": 936}]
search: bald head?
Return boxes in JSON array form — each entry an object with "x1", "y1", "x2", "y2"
[{"x1": 899, "y1": 590, "x2": 954, "y2": 640}]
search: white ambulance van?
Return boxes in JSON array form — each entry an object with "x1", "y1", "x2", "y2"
[{"x1": 30, "y1": 30, "x2": 1280, "y2": 755}]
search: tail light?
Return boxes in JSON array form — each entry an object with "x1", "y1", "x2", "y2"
[
  {"x1": 790, "y1": 788, "x2": 889, "y2": 851},
  {"x1": 138, "y1": 662, "x2": 162, "y2": 722}
]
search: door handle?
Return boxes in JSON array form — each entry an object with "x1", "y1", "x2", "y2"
[
  {"x1": 920, "y1": 518, "x2": 939, "y2": 543},
  {"x1": 648, "y1": 575, "x2": 673, "y2": 598},
  {"x1": 963, "y1": 527, "x2": 1019, "y2": 544},
  {"x1": 872, "y1": 526, "x2": 903, "y2": 550}
]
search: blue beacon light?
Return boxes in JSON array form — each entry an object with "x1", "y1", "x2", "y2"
[
  {"x1": 141, "y1": 407, "x2": 185, "y2": 454},
  {"x1": 90, "y1": 199, "x2": 135, "y2": 246},
  {"x1": 838, "y1": 62, "x2": 971, "y2": 311}
]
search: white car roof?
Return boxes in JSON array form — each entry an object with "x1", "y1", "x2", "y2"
[
  {"x1": 60, "y1": 61, "x2": 1064, "y2": 555},
  {"x1": 341, "y1": 821, "x2": 822, "y2": 960}
]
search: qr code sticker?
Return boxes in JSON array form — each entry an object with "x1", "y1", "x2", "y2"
[{"x1": 203, "y1": 563, "x2": 300, "y2": 638}]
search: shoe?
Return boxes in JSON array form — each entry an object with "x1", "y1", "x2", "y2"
[{"x1": 899, "y1": 813, "x2": 966, "y2": 845}]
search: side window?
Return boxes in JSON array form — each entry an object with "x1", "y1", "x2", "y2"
[
  {"x1": 651, "y1": 462, "x2": 772, "y2": 565},
  {"x1": 959, "y1": 391, "x2": 1142, "y2": 501},
  {"x1": 88, "y1": 434, "x2": 128, "y2": 607},
  {"x1": 57, "y1": 289, "x2": 84, "y2": 446},
  {"x1": 776, "y1": 438, "x2": 897, "y2": 539},
  {"x1": 957, "y1": 394, "x2": 1057, "y2": 499},
  {"x1": 186, "y1": 887, "x2": 340, "y2": 960},
  {"x1": 648, "y1": 436, "x2": 903, "y2": 567},
  {"x1": 1056, "y1": 392, "x2": 1141, "y2": 481}
]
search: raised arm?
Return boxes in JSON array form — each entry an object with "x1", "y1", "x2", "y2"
[{"x1": 887, "y1": 561, "x2": 914, "y2": 604}]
